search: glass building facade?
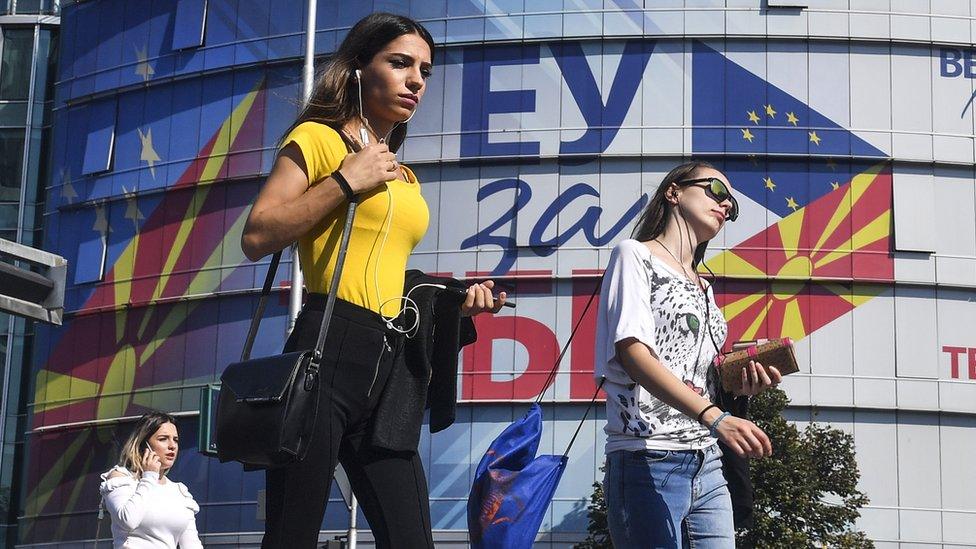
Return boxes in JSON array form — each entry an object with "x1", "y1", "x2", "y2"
[{"x1": 0, "y1": 1, "x2": 57, "y2": 546}]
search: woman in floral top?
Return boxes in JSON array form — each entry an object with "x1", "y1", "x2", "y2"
[{"x1": 595, "y1": 161, "x2": 782, "y2": 548}]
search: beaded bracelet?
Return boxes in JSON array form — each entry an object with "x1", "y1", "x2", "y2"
[{"x1": 708, "y1": 411, "x2": 731, "y2": 438}]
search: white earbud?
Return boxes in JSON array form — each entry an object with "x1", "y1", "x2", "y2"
[{"x1": 353, "y1": 69, "x2": 370, "y2": 145}]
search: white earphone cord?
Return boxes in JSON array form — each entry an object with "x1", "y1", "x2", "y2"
[{"x1": 353, "y1": 68, "x2": 423, "y2": 333}]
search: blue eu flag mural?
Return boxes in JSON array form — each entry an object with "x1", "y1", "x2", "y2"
[
  {"x1": 468, "y1": 404, "x2": 565, "y2": 549},
  {"x1": 691, "y1": 42, "x2": 886, "y2": 218}
]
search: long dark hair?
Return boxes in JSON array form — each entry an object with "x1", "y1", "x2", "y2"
[
  {"x1": 118, "y1": 411, "x2": 178, "y2": 477},
  {"x1": 631, "y1": 160, "x2": 718, "y2": 268},
  {"x1": 287, "y1": 12, "x2": 435, "y2": 148}
]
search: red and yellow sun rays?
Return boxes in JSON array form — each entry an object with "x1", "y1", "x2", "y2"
[
  {"x1": 32, "y1": 81, "x2": 265, "y2": 430},
  {"x1": 24, "y1": 79, "x2": 268, "y2": 536},
  {"x1": 704, "y1": 164, "x2": 893, "y2": 345}
]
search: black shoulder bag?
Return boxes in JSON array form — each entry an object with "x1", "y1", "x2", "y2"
[{"x1": 215, "y1": 179, "x2": 360, "y2": 469}]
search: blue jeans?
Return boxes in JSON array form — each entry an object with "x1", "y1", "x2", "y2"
[{"x1": 605, "y1": 444, "x2": 735, "y2": 549}]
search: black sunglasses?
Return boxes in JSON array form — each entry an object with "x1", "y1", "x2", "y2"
[{"x1": 675, "y1": 177, "x2": 739, "y2": 222}]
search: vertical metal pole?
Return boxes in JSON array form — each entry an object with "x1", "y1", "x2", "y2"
[
  {"x1": 289, "y1": 0, "x2": 316, "y2": 335},
  {"x1": 298, "y1": 3, "x2": 359, "y2": 548},
  {"x1": 348, "y1": 496, "x2": 358, "y2": 547}
]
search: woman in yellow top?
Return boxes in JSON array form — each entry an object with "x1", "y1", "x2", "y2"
[{"x1": 241, "y1": 13, "x2": 505, "y2": 549}]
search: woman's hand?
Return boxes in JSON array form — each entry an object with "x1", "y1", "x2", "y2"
[
  {"x1": 142, "y1": 448, "x2": 161, "y2": 474},
  {"x1": 335, "y1": 143, "x2": 398, "y2": 194},
  {"x1": 736, "y1": 360, "x2": 782, "y2": 397},
  {"x1": 460, "y1": 280, "x2": 507, "y2": 317},
  {"x1": 713, "y1": 415, "x2": 772, "y2": 459}
]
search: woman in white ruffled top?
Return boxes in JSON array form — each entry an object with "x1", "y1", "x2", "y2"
[{"x1": 99, "y1": 411, "x2": 202, "y2": 548}]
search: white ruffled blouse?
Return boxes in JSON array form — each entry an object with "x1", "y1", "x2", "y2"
[{"x1": 99, "y1": 466, "x2": 203, "y2": 549}]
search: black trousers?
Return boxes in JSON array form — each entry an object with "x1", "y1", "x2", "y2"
[{"x1": 262, "y1": 295, "x2": 434, "y2": 549}]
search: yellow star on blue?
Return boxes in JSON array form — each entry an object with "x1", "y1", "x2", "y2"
[
  {"x1": 764, "y1": 177, "x2": 776, "y2": 191},
  {"x1": 808, "y1": 131, "x2": 821, "y2": 146},
  {"x1": 786, "y1": 197, "x2": 799, "y2": 211},
  {"x1": 60, "y1": 168, "x2": 77, "y2": 203},
  {"x1": 121, "y1": 186, "x2": 145, "y2": 232},
  {"x1": 786, "y1": 112, "x2": 799, "y2": 126},
  {"x1": 747, "y1": 110, "x2": 761, "y2": 124},
  {"x1": 741, "y1": 128, "x2": 755, "y2": 143},
  {"x1": 134, "y1": 44, "x2": 155, "y2": 82},
  {"x1": 138, "y1": 127, "x2": 162, "y2": 179},
  {"x1": 93, "y1": 204, "x2": 110, "y2": 236}
]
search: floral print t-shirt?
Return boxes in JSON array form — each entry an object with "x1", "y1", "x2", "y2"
[{"x1": 594, "y1": 239, "x2": 728, "y2": 453}]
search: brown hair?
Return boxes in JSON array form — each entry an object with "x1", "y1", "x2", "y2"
[
  {"x1": 631, "y1": 160, "x2": 719, "y2": 268},
  {"x1": 286, "y1": 12, "x2": 435, "y2": 146},
  {"x1": 117, "y1": 411, "x2": 177, "y2": 477}
]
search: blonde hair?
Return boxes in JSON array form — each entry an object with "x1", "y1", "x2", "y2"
[{"x1": 118, "y1": 411, "x2": 177, "y2": 477}]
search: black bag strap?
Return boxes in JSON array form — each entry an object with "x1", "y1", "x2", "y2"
[
  {"x1": 239, "y1": 130, "x2": 363, "y2": 365},
  {"x1": 309, "y1": 195, "x2": 358, "y2": 368},
  {"x1": 240, "y1": 251, "x2": 282, "y2": 362},
  {"x1": 520, "y1": 273, "x2": 605, "y2": 457},
  {"x1": 309, "y1": 132, "x2": 363, "y2": 368}
]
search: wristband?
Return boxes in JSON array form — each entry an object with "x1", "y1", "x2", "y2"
[
  {"x1": 708, "y1": 411, "x2": 731, "y2": 438},
  {"x1": 696, "y1": 404, "x2": 719, "y2": 426},
  {"x1": 331, "y1": 170, "x2": 356, "y2": 202}
]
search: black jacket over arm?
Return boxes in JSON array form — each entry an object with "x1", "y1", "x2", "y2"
[{"x1": 368, "y1": 270, "x2": 477, "y2": 452}]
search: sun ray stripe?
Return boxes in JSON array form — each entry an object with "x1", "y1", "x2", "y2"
[
  {"x1": 851, "y1": 210, "x2": 891, "y2": 249},
  {"x1": 55, "y1": 452, "x2": 94, "y2": 539},
  {"x1": 849, "y1": 163, "x2": 885, "y2": 207},
  {"x1": 136, "y1": 187, "x2": 210, "y2": 339},
  {"x1": 781, "y1": 299, "x2": 806, "y2": 339},
  {"x1": 138, "y1": 209, "x2": 251, "y2": 366},
  {"x1": 706, "y1": 251, "x2": 766, "y2": 278},
  {"x1": 112, "y1": 233, "x2": 141, "y2": 342},
  {"x1": 185, "y1": 207, "x2": 249, "y2": 296},
  {"x1": 22, "y1": 430, "x2": 90, "y2": 524},
  {"x1": 812, "y1": 164, "x2": 884, "y2": 255},
  {"x1": 777, "y1": 208, "x2": 805, "y2": 259},
  {"x1": 33, "y1": 371, "x2": 101, "y2": 413},
  {"x1": 741, "y1": 300, "x2": 773, "y2": 341},
  {"x1": 813, "y1": 186, "x2": 853, "y2": 253},
  {"x1": 199, "y1": 85, "x2": 260, "y2": 181},
  {"x1": 813, "y1": 210, "x2": 890, "y2": 270},
  {"x1": 721, "y1": 291, "x2": 767, "y2": 322},
  {"x1": 135, "y1": 85, "x2": 261, "y2": 339},
  {"x1": 96, "y1": 344, "x2": 137, "y2": 422}
]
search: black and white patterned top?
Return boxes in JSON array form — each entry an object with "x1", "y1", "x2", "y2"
[{"x1": 595, "y1": 239, "x2": 728, "y2": 452}]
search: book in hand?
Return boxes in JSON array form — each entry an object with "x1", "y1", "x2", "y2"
[{"x1": 713, "y1": 338, "x2": 800, "y2": 394}]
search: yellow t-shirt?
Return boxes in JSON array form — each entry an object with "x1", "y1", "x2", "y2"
[{"x1": 280, "y1": 122, "x2": 429, "y2": 317}]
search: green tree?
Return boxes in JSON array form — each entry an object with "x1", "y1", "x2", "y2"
[
  {"x1": 741, "y1": 388, "x2": 873, "y2": 548},
  {"x1": 577, "y1": 389, "x2": 874, "y2": 548},
  {"x1": 575, "y1": 465, "x2": 611, "y2": 549}
]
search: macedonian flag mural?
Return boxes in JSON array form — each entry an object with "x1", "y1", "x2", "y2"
[
  {"x1": 707, "y1": 164, "x2": 893, "y2": 345},
  {"x1": 23, "y1": 72, "x2": 282, "y2": 541},
  {"x1": 692, "y1": 42, "x2": 894, "y2": 346}
]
